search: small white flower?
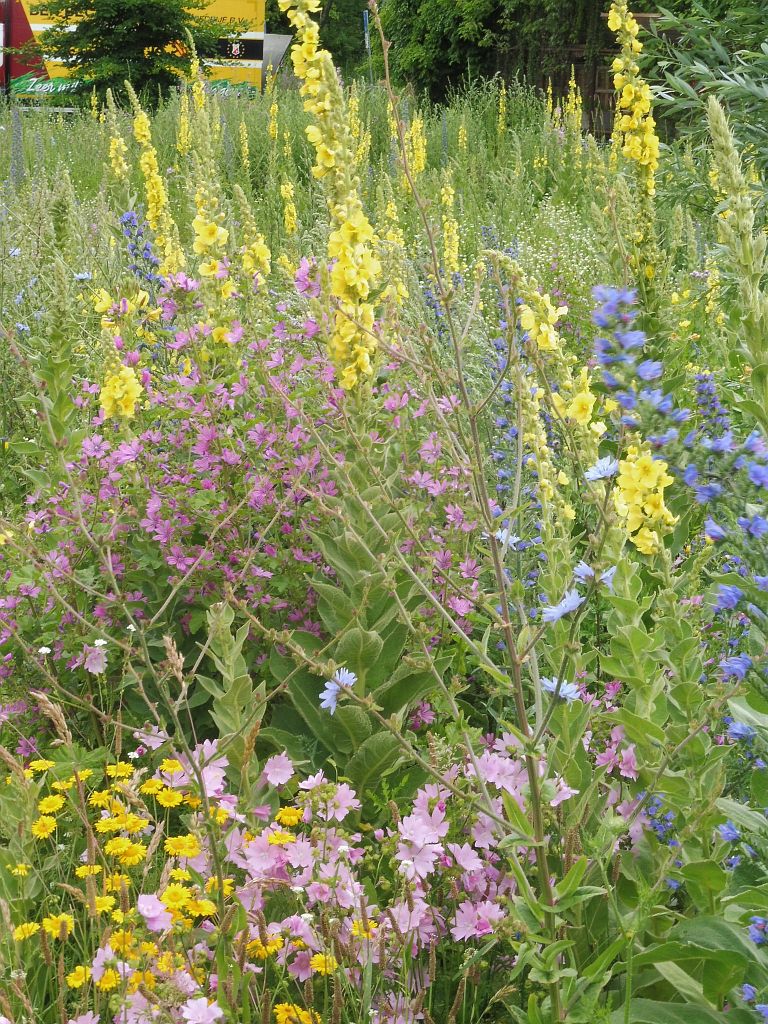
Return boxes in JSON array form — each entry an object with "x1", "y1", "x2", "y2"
[
  {"x1": 93, "y1": 638, "x2": 108, "y2": 647},
  {"x1": 126, "y1": 624, "x2": 136, "y2": 633},
  {"x1": 127, "y1": 750, "x2": 139, "y2": 760},
  {"x1": 337, "y1": 844, "x2": 350, "y2": 854},
  {"x1": 37, "y1": 646, "x2": 51, "y2": 655},
  {"x1": 300, "y1": 912, "x2": 314, "y2": 922},
  {"x1": 291, "y1": 885, "x2": 304, "y2": 894}
]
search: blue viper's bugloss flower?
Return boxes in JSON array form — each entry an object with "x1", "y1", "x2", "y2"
[
  {"x1": 713, "y1": 584, "x2": 744, "y2": 611},
  {"x1": 718, "y1": 820, "x2": 740, "y2": 842},
  {"x1": 742, "y1": 984, "x2": 757, "y2": 1004},
  {"x1": 748, "y1": 463, "x2": 768, "y2": 489},
  {"x1": 704, "y1": 517, "x2": 728, "y2": 541},
  {"x1": 720, "y1": 653, "x2": 752, "y2": 680},
  {"x1": 749, "y1": 916, "x2": 768, "y2": 945},
  {"x1": 726, "y1": 719, "x2": 757, "y2": 742}
]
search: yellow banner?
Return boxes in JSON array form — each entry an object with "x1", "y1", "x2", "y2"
[{"x1": 13, "y1": 0, "x2": 266, "y2": 94}]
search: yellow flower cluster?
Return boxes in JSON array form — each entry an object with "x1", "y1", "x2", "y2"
[
  {"x1": 100, "y1": 366, "x2": 143, "y2": 420},
  {"x1": 458, "y1": 121, "x2": 468, "y2": 152},
  {"x1": 240, "y1": 120, "x2": 251, "y2": 176},
  {"x1": 104, "y1": 92, "x2": 129, "y2": 180},
  {"x1": 129, "y1": 90, "x2": 184, "y2": 275},
  {"x1": 279, "y1": 0, "x2": 381, "y2": 389},
  {"x1": 281, "y1": 180, "x2": 298, "y2": 235},
  {"x1": 177, "y1": 92, "x2": 191, "y2": 158},
  {"x1": 441, "y1": 178, "x2": 461, "y2": 275},
  {"x1": 405, "y1": 114, "x2": 427, "y2": 179},
  {"x1": 613, "y1": 448, "x2": 677, "y2": 555},
  {"x1": 193, "y1": 208, "x2": 229, "y2": 257},
  {"x1": 234, "y1": 185, "x2": 272, "y2": 283},
  {"x1": 109, "y1": 135, "x2": 128, "y2": 180},
  {"x1": 379, "y1": 198, "x2": 409, "y2": 306},
  {"x1": 608, "y1": 1, "x2": 659, "y2": 195},
  {"x1": 269, "y1": 99, "x2": 279, "y2": 141},
  {"x1": 519, "y1": 294, "x2": 568, "y2": 353},
  {"x1": 190, "y1": 56, "x2": 205, "y2": 112},
  {"x1": 309, "y1": 952, "x2": 338, "y2": 975},
  {"x1": 498, "y1": 81, "x2": 507, "y2": 136}
]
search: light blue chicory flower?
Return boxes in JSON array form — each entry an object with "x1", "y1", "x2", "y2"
[
  {"x1": 319, "y1": 667, "x2": 357, "y2": 715},
  {"x1": 541, "y1": 589, "x2": 585, "y2": 623},
  {"x1": 541, "y1": 677, "x2": 581, "y2": 704},
  {"x1": 494, "y1": 527, "x2": 521, "y2": 550},
  {"x1": 572, "y1": 562, "x2": 616, "y2": 592},
  {"x1": 585, "y1": 456, "x2": 619, "y2": 481}
]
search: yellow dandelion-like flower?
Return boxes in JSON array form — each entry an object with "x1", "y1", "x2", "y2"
[
  {"x1": 75, "y1": 864, "x2": 102, "y2": 878},
  {"x1": 156, "y1": 787, "x2": 184, "y2": 808},
  {"x1": 66, "y1": 965, "x2": 91, "y2": 988},
  {"x1": 42, "y1": 913, "x2": 74, "y2": 939},
  {"x1": 274, "y1": 1005, "x2": 321, "y2": 1024},
  {"x1": 275, "y1": 806, "x2": 303, "y2": 827},
  {"x1": 310, "y1": 952, "x2": 338, "y2": 975},
  {"x1": 160, "y1": 883, "x2": 192, "y2": 912},
  {"x1": 267, "y1": 829, "x2": 296, "y2": 846},
  {"x1": 31, "y1": 815, "x2": 57, "y2": 839},
  {"x1": 164, "y1": 834, "x2": 202, "y2": 859}
]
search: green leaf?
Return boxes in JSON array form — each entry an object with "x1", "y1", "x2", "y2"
[
  {"x1": 669, "y1": 916, "x2": 768, "y2": 985},
  {"x1": 373, "y1": 664, "x2": 440, "y2": 716},
  {"x1": 345, "y1": 733, "x2": 404, "y2": 794},
  {"x1": 611, "y1": 1000, "x2": 753, "y2": 1023},
  {"x1": 312, "y1": 580, "x2": 358, "y2": 634},
  {"x1": 335, "y1": 626, "x2": 384, "y2": 687},
  {"x1": 680, "y1": 860, "x2": 727, "y2": 894},
  {"x1": 632, "y1": 941, "x2": 744, "y2": 969},
  {"x1": 555, "y1": 856, "x2": 588, "y2": 898},
  {"x1": 285, "y1": 671, "x2": 341, "y2": 756},
  {"x1": 735, "y1": 399, "x2": 768, "y2": 433},
  {"x1": 609, "y1": 709, "x2": 666, "y2": 746},
  {"x1": 651, "y1": 962, "x2": 710, "y2": 1006},
  {"x1": 728, "y1": 694, "x2": 768, "y2": 732},
  {"x1": 716, "y1": 797, "x2": 768, "y2": 839},
  {"x1": 332, "y1": 705, "x2": 373, "y2": 754}
]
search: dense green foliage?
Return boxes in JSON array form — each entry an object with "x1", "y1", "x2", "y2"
[
  {"x1": 377, "y1": 0, "x2": 608, "y2": 100},
  {"x1": 644, "y1": 1, "x2": 768, "y2": 165}
]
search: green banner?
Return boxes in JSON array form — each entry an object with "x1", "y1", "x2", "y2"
[{"x1": 10, "y1": 72, "x2": 84, "y2": 96}]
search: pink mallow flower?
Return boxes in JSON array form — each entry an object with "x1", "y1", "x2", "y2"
[
  {"x1": 137, "y1": 893, "x2": 172, "y2": 932},
  {"x1": 180, "y1": 998, "x2": 224, "y2": 1024},
  {"x1": 451, "y1": 899, "x2": 505, "y2": 940},
  {"x1": 263, "y1": 751, "x2": 294, "y2": 786}
]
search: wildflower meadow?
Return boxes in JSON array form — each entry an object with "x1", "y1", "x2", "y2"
[{"x1": 1, "y1": 1, "x2": 768, "y2": 1022}]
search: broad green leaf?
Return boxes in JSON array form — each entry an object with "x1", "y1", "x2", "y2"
[
  {"x1": 611, "y1": 1000, "x2": 753, "y2": 1023},
  {"x1": 373, "y1": 666, "x2": 439, "y2": 717},
  {"x1": 312, "y1": 580, "x2": 358, "y2": 633},
  {"x1": 335, "y1": 626, "x2": 384, "y2": 687},
  {"x1": 680, "y1": 860, "x2": 727, "y2": 894},
  {"x1": 716, "y1": 798, "x2": 768, "y2": 839},
  {"x1": 332, "y1": 705, "x2": 373, "y2": 754},
  {"x1": 285, "y1": 671, "x2": 341, "y2": 756},
  {"x1": 345, "y1": 733, "x2": 404, "y2": 794}
]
